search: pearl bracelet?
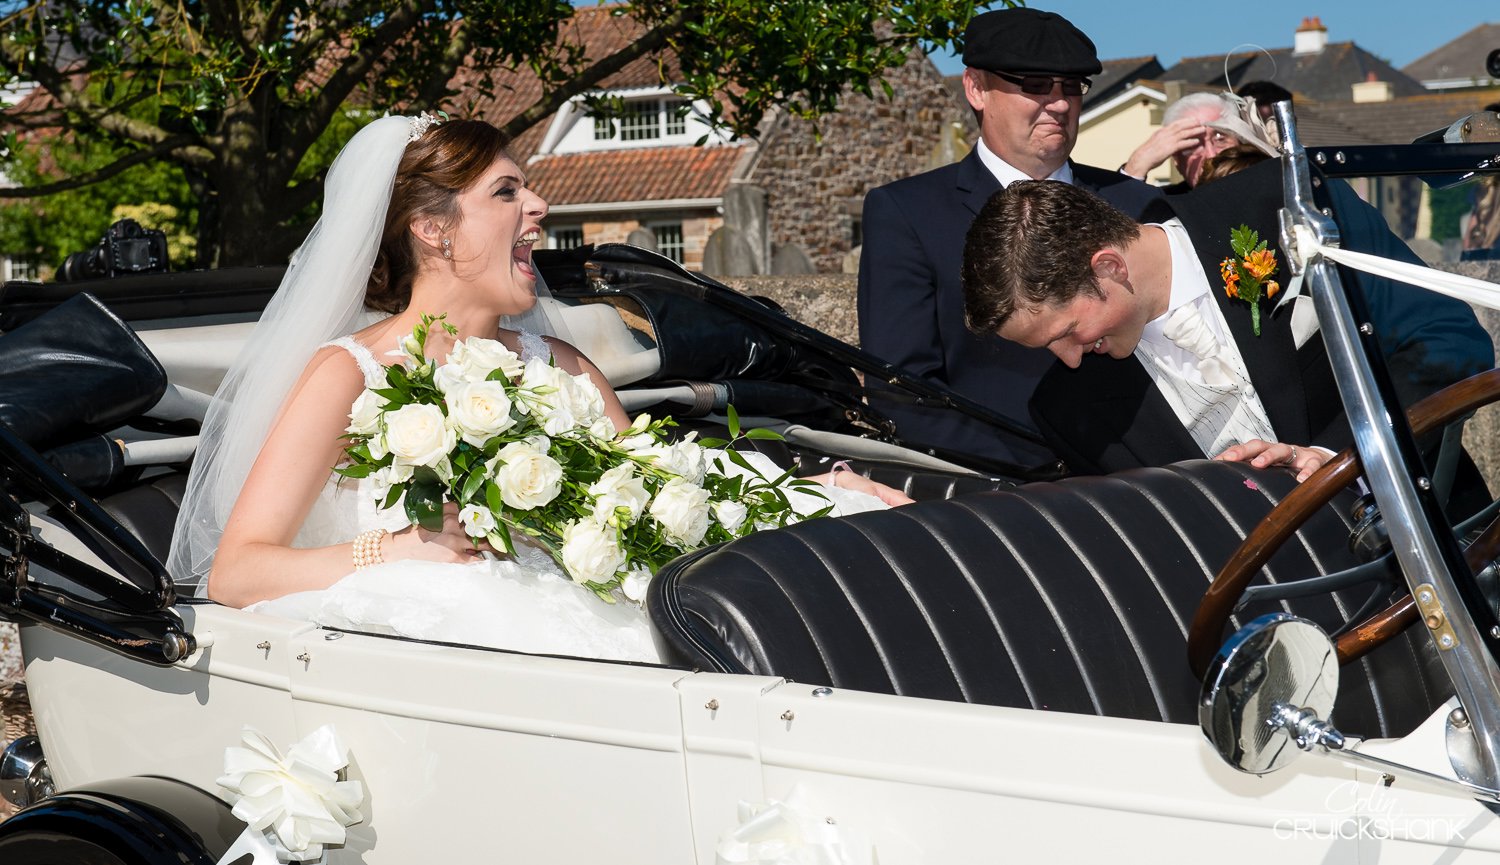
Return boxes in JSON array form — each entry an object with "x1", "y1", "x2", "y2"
[{"x1": 352, "y1": 528, "x2": 389, "y2": 570}]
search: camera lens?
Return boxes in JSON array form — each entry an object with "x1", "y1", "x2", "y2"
[{"x1": 57, "y1": 245, "x2": 110, "y2": 282}]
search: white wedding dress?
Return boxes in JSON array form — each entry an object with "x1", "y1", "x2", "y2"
[{"x1": 249, "y1": 334, "x2": 889, "y2": 663}]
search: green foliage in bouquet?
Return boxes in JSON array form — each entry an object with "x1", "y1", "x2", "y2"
[{"x1": 335, "y1": 315, "x2": 827, "y2": 603}]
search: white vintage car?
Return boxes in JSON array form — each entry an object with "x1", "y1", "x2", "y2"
[{"x1": 3, "y1": 105, "x2": 1500, "y2": 864}]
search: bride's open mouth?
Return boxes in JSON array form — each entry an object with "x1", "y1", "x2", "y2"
[{"x1": 513, "y1": 230, "x2": 539, "y2": 279}]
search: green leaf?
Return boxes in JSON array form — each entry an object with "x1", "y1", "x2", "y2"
[
  {"x1": 726, "y1": 403, "x2": 741, "y2": 438},
  {"x1": 333, "y1": 464, "x2": 373, "y2": 479},
  {"x1": 404, "y1": 468, "x2": 446, "y2": 532},
  {"x1": 744, "y1": 427, "x2": 783, "y2": 441},
  {"x1": 460, "y1": 468, "x2": 485, "y2": 503},
  {"x1": 724, "y1": 448, "x2": 755, "y2": 472}
]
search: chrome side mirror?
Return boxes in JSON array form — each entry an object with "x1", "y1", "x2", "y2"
[
  {"x1": 1200, "y1": 613, "x2": 1500, "y2": 802},
  {"x1": 1200, "y1": 613, "x2": 1339, "y2": 775}
]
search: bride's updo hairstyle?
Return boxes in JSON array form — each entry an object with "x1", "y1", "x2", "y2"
[{"x1": 366, "y1": 118, "x2": 510, "y2": 313}]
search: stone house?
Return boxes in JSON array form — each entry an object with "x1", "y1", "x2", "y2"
[{"x1": 459, "y1": 5, "x2": 975, "y2": 275}]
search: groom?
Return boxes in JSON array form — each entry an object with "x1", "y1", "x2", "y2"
[{"x1": 960, "y1": 160, "x2": 1492, "y2": 510}]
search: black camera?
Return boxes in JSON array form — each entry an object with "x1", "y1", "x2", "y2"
[{"x1": 58, "y1": 218, "x2": 169, "y2": 282}]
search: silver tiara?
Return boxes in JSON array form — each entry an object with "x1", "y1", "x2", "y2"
[{"x1": 408, "y1": 111, "x2": 447, "y2": 143}]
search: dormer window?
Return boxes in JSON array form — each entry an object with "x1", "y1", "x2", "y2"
[
  {"x1": 593, "y1": 98, "x2": 690, "y2": 142},
  {"x1": 541, "y1": 88, "x2": 731, "y2": 156}
]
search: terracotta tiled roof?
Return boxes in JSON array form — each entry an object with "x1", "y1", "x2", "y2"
[
  {"x1": 1295, "y1": 88, "x2": 1500, "y2": 146},
  {"x1": 451, "y1": 4, "x2": 687, "y2": 161},
  {"x1": 1161, "y1": 43, "x2": 1426, "y2": 102},
  {"x1": 526, "y1": 145, "x2": 746, "y2": 207},
  {"x1": 1402, "y1": 23, "x2": 1500, "y2": 85}
]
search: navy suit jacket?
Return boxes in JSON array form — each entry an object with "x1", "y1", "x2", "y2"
[
  {"x1": 857, "y1": 149, "x2": 1163, "y2": 466},
  {"x1": 1029, "y1": 160, "x2": 1494, "y2": 485}
]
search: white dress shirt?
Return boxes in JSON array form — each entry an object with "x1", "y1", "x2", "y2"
[
  {"x1": 1133, "y1": 221, "x2": 1277, "y2": 457},
  {"x1": 974, "y1": 139, "x2": 1075, "y2": 188}
]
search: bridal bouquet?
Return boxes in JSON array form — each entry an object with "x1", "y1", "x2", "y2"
[{"x1": 335, "y1": 315, "x2": 825, "y2": 603}]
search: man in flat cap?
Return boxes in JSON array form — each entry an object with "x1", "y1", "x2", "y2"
[{"x1": 857, "y1": 7, "x2": 1161, "y2": 469}]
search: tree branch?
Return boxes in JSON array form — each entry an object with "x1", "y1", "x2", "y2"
[
  {"x1": 7, "y1": 50, "x2": 188, "y2": 154},
  {"x1": 282, "y1": 0, "x2": 441, "y2": 158},
  {"x1": 414, "y1": 18, "x2": 475, "y2": 109},
  {"x1": 496, "y1": 6, "x2": 692, "y2": 140},
  {"x1": 197, "y1": 0, "x2": 254, "y2": 64},
  {"x1": 0, "y1": 137, "x2": 203, "y2": 198}
]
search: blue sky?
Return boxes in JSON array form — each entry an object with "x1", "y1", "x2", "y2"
[{"x1": 930, "y1": 1, "x2": 1493, "y2": 76}]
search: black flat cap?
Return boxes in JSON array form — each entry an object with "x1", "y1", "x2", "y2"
[{"x1": 962, "y1": 7, "x2": 1102, "y2": 77}]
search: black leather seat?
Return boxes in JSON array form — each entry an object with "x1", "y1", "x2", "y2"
[
  {"x1": 649, "y1": 459, "x2": 1449, "y2": 738},
  {"x1": 98, "y1": 472, "x2": 188, "y2": 566}
]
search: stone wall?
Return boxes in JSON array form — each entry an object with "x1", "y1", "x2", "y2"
[
  {"x1": 748, "y1": 53, "x2": 976, "y2": 274},
  {"x1": 1454, "y1": 261, "x2": 1500, "y2": 493}
]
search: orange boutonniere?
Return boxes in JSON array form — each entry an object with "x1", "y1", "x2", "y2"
[{"x1": 1219, "y1": 225, "x2": 1281, "y2": 336}]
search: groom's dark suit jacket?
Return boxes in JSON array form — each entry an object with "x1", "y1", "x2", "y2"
[
  {"x1": 1030, "y1": 160, "x2": 1493, "y2": 500},
  {"x1": 857, "y1": 150, "x2": 1163, "y2": 467}
]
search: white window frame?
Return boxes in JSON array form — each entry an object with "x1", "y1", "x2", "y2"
[{"x1": 547, "y1": 225, "x2": 585, "y2": 251}]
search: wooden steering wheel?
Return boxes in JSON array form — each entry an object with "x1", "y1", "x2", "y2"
[{"x1": 1187, "y1": 368, "x2": 1500, "y2": 679}]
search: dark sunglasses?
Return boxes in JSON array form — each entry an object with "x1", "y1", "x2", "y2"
[{"x1": 991, "y1": 71, "x2": 1090, "y2": 97}]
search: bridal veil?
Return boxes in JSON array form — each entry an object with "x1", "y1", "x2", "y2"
[{"x1": 167, "y1": 114, "x2": 565, "y2": 590}]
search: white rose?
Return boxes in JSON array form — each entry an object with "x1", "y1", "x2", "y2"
[
  {"x1": 383, "y1": 403, "x2": 455, "y2": 468},
  {"x1": 458, "y1": 503, "x2": 497, "y2": 537},
  {"x1": 518, "y1": 359, "x2": 575, "y2": 430},
  {"x1": 649, "y1": 478, "x2": 712, "y2": 547},
  {"x1": 619, "y1": 432, "x2": 655, "y2": 452},
  {"x1": 588, "y1": 464, "x2": 650, "y2": 527},
  {"x1": 560, "y1": 520, "x2": 626, "y2": 585},
  {"x1": 589, "y1": 416, "x2": 617, "y2": 441},
  {"x1": 641, "y1": 439, "x2": 708, "y2": 484},
  {"x1": 453, "y1": 336, "x2": 524, "y2": 381},
  {"x1": 563, "y1": 372, "x2": 606, "y2": 426},
  {"x1": 518, "y1": 359, "x2": 607, "y2": 436},
  {"x1": 346, "y1": 388, "x2": 385, "y2": 435},
  {"x1": 369, "y1": 461, "x2": 414, "y2": 504},
  {"x1": 444, "y1": 380, "x2": 516, "y2": 447},
  {"x1": 712, "y1": 499, "x2": 749, "y2": 533},
  {"x1": 490, "y1": 442, "x2": 563, "y2": 510},
  {"x1": 621, "y1": 567, "x2": 651, "y2": 603},
  {"x1": 432, "y1": 362, "x2": 464, "y2": 395}
]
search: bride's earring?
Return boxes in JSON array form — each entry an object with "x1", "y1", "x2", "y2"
[{"x1": 441, "y1": 237, "x2": 453, "y2": 260}]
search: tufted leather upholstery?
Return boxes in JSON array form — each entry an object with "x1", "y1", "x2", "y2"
[{"x1": 650, "y1": 460, "x2": 1450, "y2": 738}]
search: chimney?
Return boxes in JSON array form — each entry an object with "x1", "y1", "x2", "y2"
[
  {"x1": 1294, "y1": 16, "x2": 1328, "y2": 55},
  {"x1": 1352, "y1": 71, "x2": 1393, "y2": 102}
]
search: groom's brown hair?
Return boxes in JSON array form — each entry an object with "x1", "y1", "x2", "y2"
[
  {"x1": 962, "y1": 180, "x2": 1139, "y2": 335},
  {"x1": 367, "y1": 119, "x2": 510, "y2": 314}
]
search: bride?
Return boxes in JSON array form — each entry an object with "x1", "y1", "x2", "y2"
[{"x1": 166, "y1": 114, "x2": 910, "y2": 663}]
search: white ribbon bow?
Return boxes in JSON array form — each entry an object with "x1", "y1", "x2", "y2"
[
  {"x1": 715, "y1": 784, "x2": 873, "y2": 865},
  {"x1": 216, "y1": 725, "x2": 366, "y2": 865},
  {"x1": 1282, "y1": 223, "x2": 1500, "y2": 311},
  {"x1": 1161, "y1": 302, "x2": 1235, "y2": 387}
]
